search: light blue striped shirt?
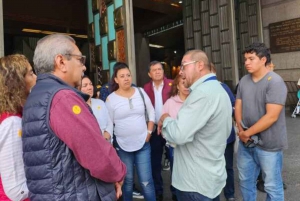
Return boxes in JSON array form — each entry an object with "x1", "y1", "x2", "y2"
[{"x1": 162, "y1": 73, "x2": 232, "y2": 198}]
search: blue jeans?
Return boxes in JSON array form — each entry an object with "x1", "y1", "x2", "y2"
[
  {"x1": 237, "y1": 141, "x2": 284, "y2": 201},
  {"x1": 176, "y1": 189, "x2": 220, "y2": 201},
  {"x1": 224, "y1": 141, "x2": 235, "y2": 199},
  {"x1": 115, "y1": 141, "x2": 156, "y2": 201},
  {"x1": 150, "y1": 128, "x2": 165, "y2": 196}
]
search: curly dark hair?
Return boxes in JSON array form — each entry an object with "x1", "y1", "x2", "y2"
[
  {"x1": 110, "y1": 62, "x2": 129, "y2": 92},
  {"x1": 0, "y1": 54, "x2": 29, "y2": 114},
  {"x1": 243, "y1": 42, "x2": 271, "y2": 66}
]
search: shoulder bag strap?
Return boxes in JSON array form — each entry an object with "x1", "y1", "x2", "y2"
[{"x1": 137, "y1": 87, "x2": 149, "y2": 122}]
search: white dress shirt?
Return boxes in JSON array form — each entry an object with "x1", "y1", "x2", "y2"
[{"x1": 153, "y1": 82, "x2": 164, "y2": 124}]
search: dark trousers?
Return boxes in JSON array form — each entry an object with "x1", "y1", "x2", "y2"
[
  {"x1": 150, "y1": 127, "x2": 166, "y2": 195},
  {"x1": 176, "y1": 189, "x2": 220, "y2": 201},
  {"x1": 224, "y1": 141, "x2": 235, "y2": 199},
  {"x1": 169, "y1": 147, "x2": 176, "y2": 195}
]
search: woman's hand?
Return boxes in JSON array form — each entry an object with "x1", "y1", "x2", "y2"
[
  {"x1": 145, "y1": 133, "x2": 151, "y2": 142},
  {"x1": 103, "y1": 131, "x2": 111, "y2": 141}
]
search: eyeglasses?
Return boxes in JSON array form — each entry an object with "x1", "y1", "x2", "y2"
[
  {"x1": 64, "y1": 54, "x2": 86, "y2": 66},
  {"x1": 180, "y1": 60, "x2": 199, "y2": 71}
]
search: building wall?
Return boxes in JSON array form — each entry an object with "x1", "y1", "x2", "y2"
[{"x1": 261, "y1": 0, "x2": 300, "y2": 81}]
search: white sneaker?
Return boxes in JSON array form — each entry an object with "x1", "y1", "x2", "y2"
[{"x1": 133, "y1": 190, "x2": 144, "y2": 199}]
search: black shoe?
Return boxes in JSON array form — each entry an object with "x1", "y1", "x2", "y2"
[
  {"x1": 156, "y1": 194, "x2": 163, "y2": 201},
  {"x1": 257, "y1": 180, "x2": 266, "y2": 193},
  {"x1": 172, "y1": 194, "x2": 178, "y2": 201},
  {"x1": 283, "y1": 182, "x2": 287, "y2": 190},
  {"x1": 257, "y1": 180, "x2": 287, "y2": 192}
]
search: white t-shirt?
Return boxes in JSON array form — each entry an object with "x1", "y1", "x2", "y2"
[
  {"x1": 91, "y1": 98, "x2": 113, "y2": 142},
  {"x1": 0, "y1": 116, "x2": 29, "y2": 200},
  {"x1": 106, "y1": 88, "x2": 155, "y2": 152}
]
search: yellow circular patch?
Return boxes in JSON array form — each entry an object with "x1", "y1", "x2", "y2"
[
  {"x1": 72, "y1": 105, "x2": 81, "y2": 114},
  {"x1": 105, "y1": 85, "x2": 109, "y2": 88},
  {"x1": 18, "y1": 129, "x2": 22, "y2": 137},
  {"x1": 169, "y1": 82, "x2": 172, "y2": 86},
  {"x1": 97, "y1": 105, "x2": 101, "y2": 110},
  {"x1": 267, "y1": 76, "x2": 272, "y2": 81}
]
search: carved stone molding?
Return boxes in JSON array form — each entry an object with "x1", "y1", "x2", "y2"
[
  {"x1": 108, "y1": 40, "x2": 116, "y2": 61},
  {"x1": 114, "y1": 6, "x2": 124, "y2": 29}
]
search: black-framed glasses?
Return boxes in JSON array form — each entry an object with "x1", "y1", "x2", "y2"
[
  {"x1": 64, "y1": 54, "x2": 86, "y2": 66},
  {"x1": 180, "y1": 60, "x2": 199, "y2": 71}
]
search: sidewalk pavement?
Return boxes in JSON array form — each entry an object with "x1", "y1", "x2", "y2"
[{"x1": 134, "y1": 112, "x2": 300, "y2": 201}]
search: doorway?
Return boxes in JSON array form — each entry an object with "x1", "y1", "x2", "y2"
[{"x1": 132, "y1": 0, "x2": 184, "y2": 86}]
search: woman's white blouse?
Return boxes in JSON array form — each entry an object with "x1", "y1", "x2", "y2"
[{"x1": 105, "y1": 88, "x2": 155, "y2": 152}]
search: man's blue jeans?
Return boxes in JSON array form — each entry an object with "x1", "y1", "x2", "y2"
[
  {"x1": 115, "y1": 141, "x2": 156, "y2": 201},
  {"x1": 176, "y1": 189, "x2": 220, "y2": 201},
  {"x1": 237, "y1": 141, "x2": 284, "y2": 201}
]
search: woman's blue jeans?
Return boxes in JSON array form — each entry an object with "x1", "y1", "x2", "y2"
[
  {"x1": 115, "y1": 141, "x2": 156, "y2": 201},
  {"x1": 237, "y1": 141, "x2": 284, "y2": 201}
]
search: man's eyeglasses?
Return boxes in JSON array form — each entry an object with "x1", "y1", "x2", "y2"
[
  {"x1": 64, "y1": 54, "x2": 86, "y2": 66},
  {"x1": 180, "y1": 60, "x2": 199, "y2": 71}
]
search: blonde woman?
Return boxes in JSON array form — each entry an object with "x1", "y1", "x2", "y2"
[{"x1": 0, "y1": 54, "x2": 36, "y2": 201}]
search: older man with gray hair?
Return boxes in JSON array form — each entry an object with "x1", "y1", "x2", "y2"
[{"x1": 22, "y1": 34, "x2": 126, "y2": 201}]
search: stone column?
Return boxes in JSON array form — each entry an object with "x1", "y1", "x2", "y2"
[
  {"x1": 124, "y1": 0, "x2": 136, "y2": 84},
  {"x1": 134, "y1": 33, "x2": 150, "y2": 87},
  {"x1": 229, "y1": 0, "x2": 239, "y2": 87},
  {"x1": 0, "y1": 0, "x2": 4, "y2": 57}
]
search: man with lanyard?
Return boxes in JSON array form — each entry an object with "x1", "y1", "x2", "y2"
[
  {"x1": 158, "y1": 50, "x2": 232, "y2": 201},
  {"x1": 144, "y1": 61, "x2": 172, "y2": 201}
]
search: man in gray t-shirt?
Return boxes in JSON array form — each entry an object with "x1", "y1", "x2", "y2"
[
  {"x1": 235, "y1": 42, "x2": 287, "y2": 201},
  {"x1": 237, "y1": 71, "x2": 287, "y2": 151}
]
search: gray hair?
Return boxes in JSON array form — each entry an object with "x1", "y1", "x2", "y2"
[{"x1": 33, "y1": 34, "x2": 76, "y2": 74}]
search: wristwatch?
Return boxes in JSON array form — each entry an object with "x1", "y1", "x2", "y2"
[{"x1": 147, "y1": 130, "x2": 152, "y2": 135}]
